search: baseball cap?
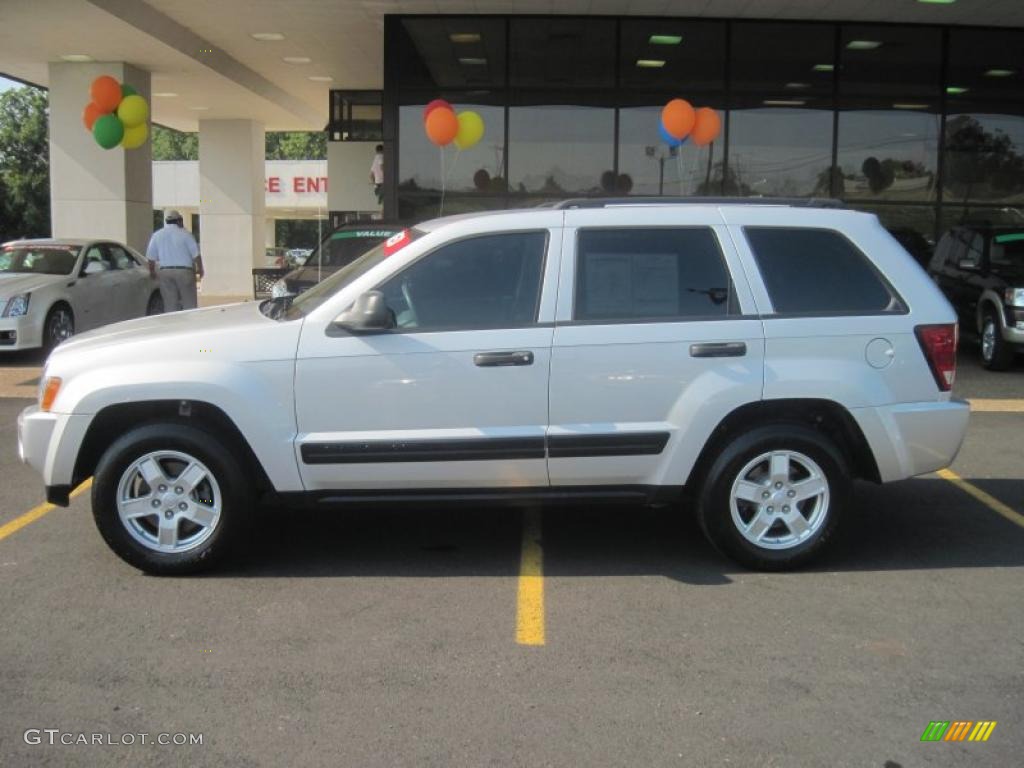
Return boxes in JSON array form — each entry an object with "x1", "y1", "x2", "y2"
[{"x1": 165, "y1": 209, "x2": 183, "y2": 222}]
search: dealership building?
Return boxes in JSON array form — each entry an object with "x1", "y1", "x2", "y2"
[{"x1": 2, "y1": 0, "x2": 1024, "y2": 296}]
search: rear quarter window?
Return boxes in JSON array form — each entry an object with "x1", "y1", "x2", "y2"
[{"x1": 744, "y1": 227, "x2": 905, "y2": 315}]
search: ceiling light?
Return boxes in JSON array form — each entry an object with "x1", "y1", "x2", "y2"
[
  {"x1": 60, "y1": 54, "x2": 93, "y2": 62},
  {"x1": 153, "y1": 92, "x2": 178, "y2": 97},
  {"x1": 917, "y1": 0, "x2": 956, "y2": 4},
  {"x1": 282, "y1": 56, "x2": 312, "y2": 64},
  {"x1": 813, "y1": 63, "x2": 835, "y2": 72},
  {"x1": 648, "y1": 34, "x2": 682, "y2": 45},
  {"x1": 251, "y1": 32, "x2": 285, "y2": 41},
  {"x1": 308, "y1": 75, "x2": 334, "y2": 82},
  {"x1": 786, "y1": 82, "x2": 810, "y2": 89},
  {"x1": 846, "y1": 40, "x2": 883, "y2": 50},
  {"x1": 449, "y1": 33, "x2": 481, "y2": 44},
  {"x1": 893, "y1": 103, "x2": 929, "y2": 110},
  {"x1": 458, "y1": 57, "x2": 487, "y2": 66},
  {"x1": 946, "y1": 86, "x2": 968, "y2": 95},
  {"x1": 763, "y1": 99, "x2": 806, "y2": 106},
  {"x1": 636, "y1": 59, "x2": 666, "y2": 68},
  {"x1": 984, "y1": 68, "x2": 1015, "y2": 77}
]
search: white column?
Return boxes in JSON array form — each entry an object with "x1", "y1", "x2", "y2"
[
  {"x1": 48, "y1": 62, "x2": 152, "y2": 253},
  {"x1": 198, "y1": 119, "x2": 265, "y2": 297},
  {"x1": 265, "y1": 218, "x2": 276, "y2": 248}
]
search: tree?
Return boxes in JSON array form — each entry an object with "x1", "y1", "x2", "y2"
[
  {"x1": 266, "y1": 131, "x2": 326, "y2": 160},
  {"x1": 151, "y1": 125, "x2": 198, "y2": 161},
  {"x1": 0, "y1": 85, "x2": 50, "y2": 241}
]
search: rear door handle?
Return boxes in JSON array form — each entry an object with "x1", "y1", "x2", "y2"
[
  {"x1": 690, "y1": 342, "x2": 747, "y2": 358},
  {"x1": 474, "y1": 350, "x2": 534, "y2": 367}
]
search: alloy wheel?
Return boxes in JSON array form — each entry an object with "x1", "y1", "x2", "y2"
[{"x1": 982, "y1": 318, "x2": 996, "y2": 362}]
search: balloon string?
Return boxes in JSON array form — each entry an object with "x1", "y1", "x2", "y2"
[
  {"x1": 677, "y1": 150, "x2": 684, "y2": 196},
  {"x1": 439, "y1": 146, "x2": 446, "y2": 217}
]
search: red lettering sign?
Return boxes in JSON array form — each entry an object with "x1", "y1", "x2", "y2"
[
  {"x1": 267, "y1": 177, "x2": 280, "y2": 193},
  {"x1": 293, "y1": 177, "x2": 305, "y2": 193}
]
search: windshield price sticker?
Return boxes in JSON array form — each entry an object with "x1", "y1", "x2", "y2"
[{"x1": 383, "y1": 229, "x2": 412, "y2": 256}]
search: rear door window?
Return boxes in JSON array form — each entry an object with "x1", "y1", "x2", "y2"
[
  {"x1": 573, "y1": 228, "x2": 735, "y2": 322},
  {"x1": 744, "y1": 227, "x2": 904, "y2": 315}
]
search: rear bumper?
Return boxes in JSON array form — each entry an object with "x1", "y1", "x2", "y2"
[{"x1": 852, "y1": 400, "x2": 970, "y2": 482}]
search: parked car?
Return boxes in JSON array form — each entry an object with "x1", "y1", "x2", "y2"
[
  {"x1": 1, "y1": 238, "x2": 162, "y2": 353},
  {"x1": 928, "y1": 224, "x2": 1024, "y2": 370},
  {"x1": 18, "y1": 200, "x2": 969, "y2": 575},
  {"x1": 269, "y1": 222, "x2": 404, "y2": 299}
]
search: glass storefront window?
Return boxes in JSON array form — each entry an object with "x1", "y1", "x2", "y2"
[
  {"x1": 395, "y1": 17, "x2": 506, "y2": 89},
  {"x1": 397, "y1": 101, "x2": 506, "y2": 221},
  {"x1": 508, "y1": 103, "x2": 614, "y2": 197},
  {"x1": 619, "y1": 20, "x2": 725, "y2": 92},
  {"x1": 943, "y1": 106, "x2": 1024, "y2": 205},
  {"x1": 510, "y1": 18, "x2": 615, "y2": 89},
  {"x1": 837, "y1": 109, "x2": 939, "y2": 202},
  {"x1": 946, "y1": 29, "x2": 1024, "y2": 106}
]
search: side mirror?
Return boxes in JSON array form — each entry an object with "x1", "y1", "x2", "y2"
[
  {"x1": 333, "y1": 290, "x2": 394, "y2": 333},
  {"x1": 83, "y1": 260, "x2": 107, "y2": 275}
]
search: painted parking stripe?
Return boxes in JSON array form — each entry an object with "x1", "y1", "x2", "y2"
[
  {"x1": 516, "y1": 507, "x2": 545, "y2": 646},
  {"x1": 967, "y1": 398, "x2": 1024, "y2": 413},
  {"x1": 937, "y1": 469, "x2": 1024, "y2": 530},
  {"x1": 0, "y1": 479, "x2": 92, "y2": 543}
]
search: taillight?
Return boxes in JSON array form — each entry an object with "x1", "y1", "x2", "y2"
[{"x1": 915, "y1": 324, "x2": 957, "y2": 392}]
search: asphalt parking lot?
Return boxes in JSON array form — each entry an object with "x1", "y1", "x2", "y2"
[{"x1": 0, "y1": 346, "x2": 1021, "y2": 767}]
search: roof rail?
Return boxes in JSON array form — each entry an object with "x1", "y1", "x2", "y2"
[{"x1": 548, "y1": 196, "x2": 846, "y2": 210}]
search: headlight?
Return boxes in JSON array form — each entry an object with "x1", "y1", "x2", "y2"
[
  {"x1": 1005, "y1": 287, "x2": 1024, "y2": 308},
  {"x1": 2, "y1": 293, "x2": 30, "y2": 317},
  {"x1": 270, "y1": 279, "x2": 293, "y2": 300}
]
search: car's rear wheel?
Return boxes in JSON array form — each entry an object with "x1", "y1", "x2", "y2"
[
  {"x1": 43, "y1": 304, "x2": 74, "y2": 353},
  {"x1": 697, "y1": 425, "x2": 849, "y2": 570},
  {"x1": 146, "y1": 292, "x2": 164, "y2": 315},
  {"x1": 92, "y1": 423, "x2": 249, "y2": 574},
  {"x1": 980, "y1": 310, "x2": 1015, "y2": 371}
]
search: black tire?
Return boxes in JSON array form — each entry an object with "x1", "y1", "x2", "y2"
[
  {"x1": 42, "y1": 304, "x2": 74, "y2": 354},
  {"x1": 146, "y1": 292, "x2": 164, "y2": 315},
  {"x1": 92, "y1": 423, "x2": 251, "y2": 575},
  {"x1": 980, "y1": 309, "x2": 1015, "y2": 371},
  {"x1": 697, "y1": 424, "x2": 850, "y2": 571}
]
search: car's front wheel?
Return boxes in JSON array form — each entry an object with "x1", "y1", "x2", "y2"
[
  {"x1": 146, "y1": 292, "x2": 164, "y2": 315},
  {"x1": 981, "y1": 309, "x2": 1015, "y2": 371},
  {"x1": 697, "y1": 425, "x2": 849, "y2": 571},
  {"x1": 92, "y1": 423, "x2": 249, "y2": 574},
  {"x1": 43, "y1": 304, "x2": 74, "y2": 353}
]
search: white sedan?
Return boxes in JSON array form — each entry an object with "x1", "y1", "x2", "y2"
[{"x1": 0, "y1": 238, "x2": 163, "y2": 353}]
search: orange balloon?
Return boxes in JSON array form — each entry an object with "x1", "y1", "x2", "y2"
[
  {"x1": 691, "y1": 107, "x2": 722, "y2": 146},
  {"x1": 82, "y1": 101, "x2": 104, "y2": 131},
  {"x1": 661, "y1": 98, "x2": 695, "y2": 140},
  {"x1": 425, "y1": 107, "x2": 458, "y2": 146},
  {"x1": 90, "y1": 75, "x2": 123, "y2": 113}
]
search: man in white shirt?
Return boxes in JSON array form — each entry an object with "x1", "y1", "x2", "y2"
[
  {"x1": 146, "y1": 210, "x2": 204, "y2": 311},
  {"x1": 369, "y1": 144, "x2": 384, "y2": 206}
]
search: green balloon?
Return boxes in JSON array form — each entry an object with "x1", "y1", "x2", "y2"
[
  {"x1": 93, "y1": 114, "x2": 124, "y2": 149},
  {"x1": 121, "y1": 84, "x2": 137, "y2": 98}
]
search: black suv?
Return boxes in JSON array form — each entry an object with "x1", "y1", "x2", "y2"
[{"x1": 928, "y1": 224, "x2": 1024, "y2": 370}]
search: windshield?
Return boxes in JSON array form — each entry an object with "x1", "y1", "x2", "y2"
[
  {"x1": 303, "y1": 227, "x2": 401, "y2": 269},
  {"x1": 990, "y1": 233, "x2": 1024, "y2": 267},
  {"x1": 0, "y1": 246, "x2": 80, "y2": 276},
  {"x1": 282, "y1": 229, "x2": 423, "y2": 319}
]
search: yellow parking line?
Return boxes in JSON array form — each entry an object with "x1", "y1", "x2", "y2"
[
  {"x1": 937, "y1": 469, "x2": 1024, "y2": 530},
  {"x1": 516, "y1": 507, "x2": 545, "y2": 646},
  {"x1": 967, "y1": 398, "x2": 1024, "y2": 413},
  {"x1": 0, "y1": 478, "x2": 93, "y2": 543}
]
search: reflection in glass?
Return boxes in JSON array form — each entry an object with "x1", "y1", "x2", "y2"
[
  {"x1": 510, "y1": 18, "x2": 615, "y2": 88},
  {"x1": 728, "y1": 108, "x2": 833, "y2": 197},
  {"x1": 619, "y1": 20, "x2": 725, "y2": 92},
  {"x1": 508, "y1": 105, "x2": 614, "y2": 196},
  {"x1": 397, "y1": 103, "x2": 506, "y2": 220},
  {"x1": 618, "y1": 106, "x2": 721, "y2": 196},
  {"x1": 943, "y1": 109, "x2": 1024, "y2": 205},
  {"x1": 395, "y1": 17, "x2": 507, "y2": 89},
  {"x1": 838, "y1": 109, "x2": 939, "y2": 202}
]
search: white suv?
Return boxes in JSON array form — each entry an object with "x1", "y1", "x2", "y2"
[{"x1": 18, "y1": 200, "x2": 969, "y2": 574}]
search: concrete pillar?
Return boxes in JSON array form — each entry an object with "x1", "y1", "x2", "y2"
[
  {"x1": 198, "y1": 119, "x2": 265, "y2": 296},
  {"x1": 48, "y1": 62, "x2": 152, "y2": 253},
  {"x1": 265, "y1": 218, "x2": 276, "y2": 248}
]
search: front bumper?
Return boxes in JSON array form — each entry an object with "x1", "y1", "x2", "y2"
[
  {"x1": 1002, "y1": 308, "x2": 1024, "y2": 344},
  {"x1": 0, "y1": 315, "x2": 43, "y2": 351},
  {"x1": 852, "y1": 400, "x2": 971, "y2": 482},
  {"x1": 18, "y1": 405, "x2": 91, "y2": 504}
]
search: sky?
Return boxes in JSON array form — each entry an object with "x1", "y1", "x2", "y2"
[{"x1": 0, "y1": 76, "x2": 23, "y2": 93}]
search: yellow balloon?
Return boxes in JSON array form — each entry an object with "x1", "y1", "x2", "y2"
[
  {"x1": 117, "y1": 94, "x2": 149, "y2": 128},
  {"x1": 121, "y1": 122, "x2": 148, "y2": 149},
  {"x1": 454, "y1": 110, "x2": 484, "y2": 150}
]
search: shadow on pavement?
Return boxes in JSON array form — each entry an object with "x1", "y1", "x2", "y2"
[{"x1": 216, "y1": 476, "x2": 1024, "y2": 582}]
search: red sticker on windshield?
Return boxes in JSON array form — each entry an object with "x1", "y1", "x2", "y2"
[{"x1": 383, "y1": 229, "x2": 411, "y2": 256}]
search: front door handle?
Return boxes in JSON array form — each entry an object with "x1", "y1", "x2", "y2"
[
  {"x1": 690, "y1": 342, "x2": 747, "y2": 358},
  {"x1": 474, "y1": 350, "x2": 534, "y2": 367}
]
